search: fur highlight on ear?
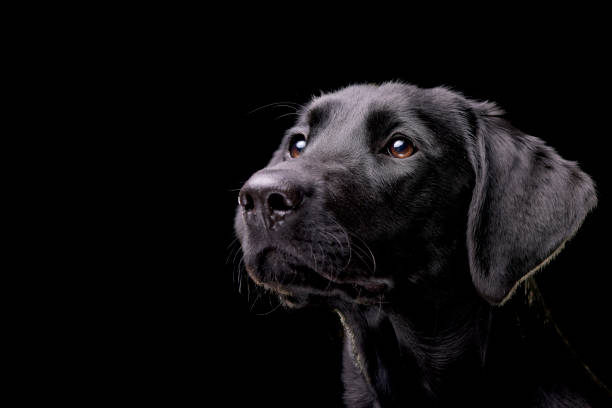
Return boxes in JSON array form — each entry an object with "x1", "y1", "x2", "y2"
[{"x1": 466, "y1": 110, "x2": 597, "y2": 305}]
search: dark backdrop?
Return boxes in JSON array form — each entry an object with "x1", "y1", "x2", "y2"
[{"x1": 96, "y1": 40, "x2": 611, "y2": 406}]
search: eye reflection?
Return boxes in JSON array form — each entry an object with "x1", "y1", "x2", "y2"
[
  {"x1": 289, "y1": 134, "x2": 307, "y2": 158},
  {"x1": 386, "y1": 136, "x2": 415, "y2": 159}
]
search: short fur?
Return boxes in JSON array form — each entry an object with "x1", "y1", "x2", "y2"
[{"x1": 234, "y1": 83, "x2": 605, "y2": 407}]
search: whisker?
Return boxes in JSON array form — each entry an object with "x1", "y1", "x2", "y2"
[
  {"x1": 316, "y1": 242, "x2": 335, "y2": 292},
  {"x1": 247, "y1": 101, "x2": 302, "y2": 115},
  {"x1": 284, "y1": 250, "x2": 300, "y2": 288},
  {"x1": 225, "y1": 238, "x2": 241, "y2": 265},
  {"x1": 237, "y1": 262, "x2": 242, "y2": 294},
  {"x1": 325, "y1": 216, "x2": 353, "y2": 271},
  {"x1": 346, "y1": 231, "x2": 377, "y2": 274},
  {"x1": 272, "y1": 104, "x2": 301, "y2": 111},
  {"x1": 320, "y1": 230, "x2": 345, "y2": 254},
  {"x1": 318, "y1": 230, "x2": 342, "y2": 284},
  {"x1": 226, "y1": 245, "x2": 238, "y2": 266},
  {"x1": 349, "y1": 244, "x2": 374, "y2": 273},
  {"x1": 256, "y1": 302, "x2": 282, "y2": 316},
  {"x1": 309, "y1": 243, "x2": 318, "y2": 274},
  {"x1": 231, "y1": 243, "x2": 243, "y2": 268},
  {"x1": 226, "y1": 235, "x2": 239, "y2": 250},
  {"x1": 245, "y1": 259, "x2": 251, "y2": 303},
  {"x1": 249, "y1": 292, "x2": 263, "y2": 312},
  {"x1": 229, "y1": 239, "x2": 244, "y2": 291},
  {"x1": 228, "y1": 182, "x2": 249, "y2": 193},
  {"x1": 275, "y1": 112, "x2": 301, "y2": 120},
  {"x1": 237, "y1": 257, "x2": 247, "y2": 295}
]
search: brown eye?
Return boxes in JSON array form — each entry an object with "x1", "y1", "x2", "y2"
[
  {"x1": 289, "y1": 134, "x2": 307, "y2": 158},
  {"x1": 386, "y1": 136, "x2": 416, "y2": 159}
]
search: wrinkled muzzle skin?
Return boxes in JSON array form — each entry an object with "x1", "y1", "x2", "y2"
[{"x1": 234, "y1": 83, "x2": 475, "y2": 308}]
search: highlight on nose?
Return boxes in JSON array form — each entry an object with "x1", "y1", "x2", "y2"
[
  {"x1": 238, "y1": 192, "x2": 254, "y2": 211},
  {"x1": 238, "y1": 170, "x2": 305, "y2": 230}
]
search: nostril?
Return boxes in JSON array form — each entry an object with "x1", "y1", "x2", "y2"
[
  {"x1": 268, "y1": 193, "x2": 293, "y2": 212},
  {"x1": 239, "y1": 192, "x2": 255, "y2": 211}
]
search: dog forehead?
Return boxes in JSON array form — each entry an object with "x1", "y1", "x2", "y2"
[
  {"x1": 307, "y1": 83, "x2": 414, "y2": 115},
  {"x1": 295, "y1": 84, "x2": 419, "y2": 139}
]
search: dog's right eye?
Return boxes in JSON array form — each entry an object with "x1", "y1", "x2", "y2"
[{"x1": 289, "y1": 134, "x2": 307, "y2": 158}]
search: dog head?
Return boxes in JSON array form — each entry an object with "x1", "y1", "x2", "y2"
[{"x1": 234, "y1": 83, "x2": 596, "y2": 307}]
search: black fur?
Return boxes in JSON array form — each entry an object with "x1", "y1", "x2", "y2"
[{"x1": 234, "y1": 83, "x2": 605, "y2": 407}]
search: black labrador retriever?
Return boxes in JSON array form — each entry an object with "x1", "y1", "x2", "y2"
[{"x1": 234, "y1": 83, "x2": 606, "y2": 407}]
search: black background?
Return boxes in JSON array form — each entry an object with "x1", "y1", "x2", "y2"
[{"x1": 79, "y1": 34, "x2": 612, "y2": 406}]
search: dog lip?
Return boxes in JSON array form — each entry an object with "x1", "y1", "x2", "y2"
[
  {"x1": 246, "y1": 252, "x2": 391, "y2": 303},
  {"x1": 313, "y1": 268, "x2": 391, "y2": 294}
]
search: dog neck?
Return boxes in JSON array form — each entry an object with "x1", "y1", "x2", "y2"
[
  {"x1": 333, "y1": 279, "x2": 605, "y2": 407},
  {"x1": 333, "y1": 286, "x2": 503, "y2": 406}
]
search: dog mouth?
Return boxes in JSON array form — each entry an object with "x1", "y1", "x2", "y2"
[{"x1": 245, "y1": 248, "x2": 391, "y2": 305}]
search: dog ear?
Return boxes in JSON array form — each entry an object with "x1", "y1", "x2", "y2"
[{"x1": 466, "y1": 103, "x2": 597, "y2": 305}]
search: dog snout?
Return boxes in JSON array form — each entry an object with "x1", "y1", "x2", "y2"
[{"x1": 239, "y1": 169, "x2": 306, "y2": 230}]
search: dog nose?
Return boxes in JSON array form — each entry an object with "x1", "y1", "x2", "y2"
[{"x1": 238, "y1": 170, "x2": 304, "y2": 230}]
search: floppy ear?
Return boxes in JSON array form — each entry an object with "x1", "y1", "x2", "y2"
[{"x1": 466, "y1": 104, "x2": 597, "y2": 305}]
